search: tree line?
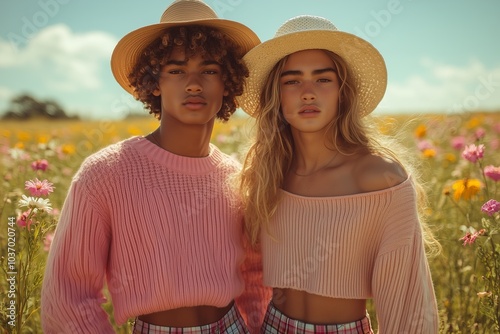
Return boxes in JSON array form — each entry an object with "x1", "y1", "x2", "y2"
[{"x1": 1, "y1": 94, "x2": 79, "y2": 120}]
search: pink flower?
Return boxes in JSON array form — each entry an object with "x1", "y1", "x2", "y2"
[
  {"x1": 484, "y1": 165, "x2": 500, "y2": 182},
  {"x1": 481, "y1": 199, "x2": 500, "y2": 216},
  {"x1": 490, "y1": 138, "x2": 500, "y2": 150},
  {"x1": 493, "y1": 123, "x2": 500, "y2": 134},
  {"x1": 461, "y1": 144, "x2": 484, "y2": 163},
  {"x1": 417, "y1": 140, "x2": 434, "y2": 152},
  {"x1": 474, "y1": 128, "x2": 486, "y2": 140},
  {"x1": 31, "y1": 159, "x2": 49, "y2": 171},
  {"x1": 44, "y1": 232, "x2": 54, "y2": 251},
  {"x1": 25, "y1": 178, "x2": 54, "y2": 196},
  {"x1": 459, "y1": 229, "x2": 486, "y2": 246},
  {"x1": 451, "y1": 136, "x2": 466, "y2": 150},
  {"x1": 17, "y1": 210, "x2": 33, "y2": 228}
]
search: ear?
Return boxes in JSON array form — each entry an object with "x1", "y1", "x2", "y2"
[
  {"x1": 153, "y1": 89, "x2": 161, "y2": 96},
  {"x1": 223, "y1": 90, "x2": 229, "y2": 97}
]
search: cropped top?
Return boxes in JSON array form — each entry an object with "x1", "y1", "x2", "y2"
[{"x1": 261, "y1": 177, "x2": 439, "y2": 333}]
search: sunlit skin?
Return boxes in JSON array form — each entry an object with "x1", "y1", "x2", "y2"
[
  {"x1": 277, "y1": 49, "x2": 407, "y2": 324},
  {"x1": 147, "y1": 46, "x2": 228, "y2": 158},
  {"x1": 138, "y1": 47, "x2": 234, "y2": 326}
]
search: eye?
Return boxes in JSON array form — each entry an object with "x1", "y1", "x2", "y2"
[
  {"x1": 282, "y1": 79, "x2": 299, "y2": 85},
  {"x1": 317, "y1": 78, "x2": 332, "y2": 83},
  {"x1": 203, "y1": 70, "x2": 218, "y2": 75},
  {"x1": 167, "y1": 69, "x2": 183, "y2": 75}
]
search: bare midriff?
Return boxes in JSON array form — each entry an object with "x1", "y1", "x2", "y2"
[
  {"x1": 137, "y1": 302, "x2": 233, "y2": 327},
  {"x1": 272, "y1": 288, "x2": 367, "y2": 324}
]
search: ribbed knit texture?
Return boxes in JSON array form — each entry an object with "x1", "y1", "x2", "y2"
[
  {"x1": 41, "y1": 137, "x2": 271, "y2": 334},
  {"x1": 262, "y1": 177, "x2": 439, "y2": 333}
]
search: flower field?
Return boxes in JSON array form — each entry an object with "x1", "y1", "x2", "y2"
[{"x1": 1, "y1": 112, "x2": 499, "y2": 333}]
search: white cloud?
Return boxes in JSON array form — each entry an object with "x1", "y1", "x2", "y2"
[
  {"x1": 379, "y1": 58, "x2": 500, "y2": 113},
  {"x1": 0, "y1": 23, "x2": 117, "y2": 91}
]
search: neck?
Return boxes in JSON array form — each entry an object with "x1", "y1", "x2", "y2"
[
  {"x1": 291, "y1": 131, "x2": 339, "y2": 175},
  {"x1": 154, "y1": 117, "x2": 214, "y2": 157}
]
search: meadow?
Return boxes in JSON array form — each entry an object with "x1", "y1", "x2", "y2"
[{"x1": 1, "y1": 111, "x2": 499, "y2": 333}]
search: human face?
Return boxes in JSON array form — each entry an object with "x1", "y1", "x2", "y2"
[
  {"x1": 155, "y1": 47, "x2": 227, "y2": 125},
  {"x1": 279, "y1": 49, "x2": 340, "y2": 134}
]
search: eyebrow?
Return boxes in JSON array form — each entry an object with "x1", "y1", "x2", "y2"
[
  {"x1": 281, "y1": 67, "x2": 337, "y2": 77},
  {"x1": 164, "y1": 59, "x2": 220, "y2": 66}
]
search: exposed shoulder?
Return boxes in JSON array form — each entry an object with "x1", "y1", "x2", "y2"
[{"x1": 353, "y1": 153, "x2": 408, "y2": 193}]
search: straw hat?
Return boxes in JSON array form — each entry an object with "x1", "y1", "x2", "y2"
[
  {"x1": 111, "y1": 0, "x2": 260, "y2": 95},
  {"x1": 238, "y1": 15, "x2": 387, "y2": 117}
]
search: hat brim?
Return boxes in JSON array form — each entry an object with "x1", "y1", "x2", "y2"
[
  {"x1": 237, "y1": 30, "x2": 387, "y2": 117},
  {"x1": 111, "y1": 19, "x2": 261, "y2": 96}
]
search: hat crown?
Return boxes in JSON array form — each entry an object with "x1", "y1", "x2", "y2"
[
  {"x1": 160, "y1": 0, "x2": 218, "y2": 23},
  {"x1": 274, "y1": 15, "x2": 339, "y2": 38}
]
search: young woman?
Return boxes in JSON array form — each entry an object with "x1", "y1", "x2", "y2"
[
  {"x1": 238, "y1": 15, "x2": 440, "y2": 333},
  {"x1": 41, "y1": 1, "x2": 271, "y2": 333}
]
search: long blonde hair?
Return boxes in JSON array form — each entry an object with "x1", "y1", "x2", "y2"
[{"x1": 239, "y1": 49, "x2": 439, "y2": 254}]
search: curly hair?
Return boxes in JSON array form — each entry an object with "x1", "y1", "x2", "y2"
[
  {"x1": 239, "y1": 49, "x2": 440, "y2": 255},
  {"x1": 128, "y1": 25, "x2": 249, "y2": 120}
]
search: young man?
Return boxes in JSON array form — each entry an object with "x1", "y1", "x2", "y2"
[{"x1": 41, "y1": 1, "x2": 270, "y2": 333}]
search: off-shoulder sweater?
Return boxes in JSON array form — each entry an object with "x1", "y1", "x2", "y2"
[
  {"x1": 41, "y1": 137, "x2": 271, "y2": 334},
  {"x1": 262, "y1": 177, "x2": 439, "y2": 333}
]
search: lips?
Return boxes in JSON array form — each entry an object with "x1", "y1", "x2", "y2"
[
  {"x1": 183, "y1": 96, "x2": 206, "y2": 105},
  {"x1": 298, "y1": 105, "x2": 320, "y2": 114}
]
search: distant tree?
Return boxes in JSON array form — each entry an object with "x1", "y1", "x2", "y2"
[{"x1": 2, "y1": 93, "x2": 77, "y2": 120}]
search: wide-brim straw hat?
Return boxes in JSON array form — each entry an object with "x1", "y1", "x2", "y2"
[
  {"x1": 111, "y1": 0, "x2": 260, "y2": 96},
  {"x1": 238, "y1": 15, "x2": 387, "y2": 117}
]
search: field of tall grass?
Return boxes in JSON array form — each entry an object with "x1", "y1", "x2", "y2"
[{"x1": 1, "y1": 112, "x2": 499, "y2": 333}]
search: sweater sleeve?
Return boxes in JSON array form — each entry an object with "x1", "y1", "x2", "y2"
[
  {"x1": 372, "y1": 186, "x2": 439, "y2": 333},
  {"x1": 235, "y1": 237, "x2": 272, "y2": 334},
  {"x1": 41, "y1": 179, "x2": 113, "y2": 333}
]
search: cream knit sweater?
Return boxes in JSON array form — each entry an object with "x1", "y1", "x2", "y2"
[{"x1": 262, "y1": 177, "x2": 439, "y2": 333}]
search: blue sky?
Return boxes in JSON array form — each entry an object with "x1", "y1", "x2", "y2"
[{"x1": 1, "y1": 0, "x2": 499, "y2": 119}]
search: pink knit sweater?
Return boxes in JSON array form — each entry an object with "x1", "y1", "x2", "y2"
[
  {"x1": 41, "y1": 137, "x2": 271, "y2": 333},
  {"x1": 262, "y1": 177, "x2": 439, "y2": 333}
]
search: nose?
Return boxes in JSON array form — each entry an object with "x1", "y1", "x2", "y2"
[
  {"x1": 301, "y1": 82, "x2": 315, "y2": 101},
  {"x1": 185, "y1": 73, "x2": 202, "y2": 93}
]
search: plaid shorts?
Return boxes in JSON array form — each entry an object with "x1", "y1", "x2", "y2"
[
  {"x1": 133, "y1": 304, "x2": 250, "y2": 334},
  {"x1": 261, "y1": 302, "x2": 373, "y2": 334}
]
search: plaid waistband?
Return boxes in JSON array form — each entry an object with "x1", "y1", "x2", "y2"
[
  {"x1": 261, "y1": 302, "x2": 373, "y2": 334},
  {"x1": 133, "y1": 304, "x2": 249, "y2": 334}
]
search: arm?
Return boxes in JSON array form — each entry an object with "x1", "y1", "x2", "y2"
[
  {"x1": 235, "y1": 238, "x2": 272, "y2": 334},
  {"x1": 372, "y1": 185, "x2": 439, "y2": 333},
  {"x1": 41, "y1": 180, "x2": 114, "y2": 333}
]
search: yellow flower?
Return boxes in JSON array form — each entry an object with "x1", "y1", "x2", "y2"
[
  {"x1": 452, "y1": 178, "x2": 482, "y2": 201},
  {"x1": 422, "y1": 148, "x2": 436, "y2": 158},
  {"x1": 414, "y1": 124, "x2": 427, "y2": 139},
  {"x1": 466, "y1": 116, "x2": 483, "y2": 129},
  {"x1": 17, "y1": 131, "x2": 31, "y2": 142},
  {"x1": 61, "y1": 144, "x2": 76, "y2": 155},
  {"x1": 444, "y1": 153, "x2": 456, "y2": 162},
  {"x1": 37, "y1": 135, "x2": 49, "y2": 144},
  {"x1": 127, "y1": 126, "x2": 143, "y2": 136}
]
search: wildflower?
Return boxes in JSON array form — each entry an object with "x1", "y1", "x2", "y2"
[
  {"x1": 17, "y1": 210, "x2": 33, "y2": 228},
  {"x1": 461, "y1": 144, "x2": 484, "y2": 163},
  {"x1": 422, "y1": 149, "x2": 436, "y2": 158},
  {"x1": 474, "y1": 128, "x2": 486, "y2": 140},
  {"x1": 31, "y1": 159, "x2": 49, "y2": 171},
  {"x1": 444, "y1": 153, "x2": 456, "y2": 162},
  {"x1": 25, "y1": 178, "x2": 55, "y2": 196},
  {"x1": 18, "y1": 194, "x2": 52, "y2": 212},
  {"x1": 451, "y1": 136, "x2": 466, "y2": 150},
  {"x1": 484, "y1": 165, "x2": 500, "y2": 182},
  {"x1": 481, "y1": 199, "x2": 500, "y2": 216},
  {"x1": 44, "y1": 232, "x2": 54, "y2": 251},
  {"x1": 417, "y1": 140, "x2": 434, "y2": 152},
  {"x1": 477, "y1": 291, "x2": 492, "y2": 298},
  {"x1": 459, "y1": 229, "x2": 485, "y2": 246},
  {"x1": 61, "y1": 144, "x2": 76, "y2": 155},
  {"x1": 452, "y1": 178, "x2": 482, "y2": 201},
  {"x1": 414, "y1": 124, "x2": 427, "y2": 139}
]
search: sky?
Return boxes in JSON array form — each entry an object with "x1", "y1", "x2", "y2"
[{"x1": 0, "y1": 0, "x2": 499, "y2": 120}]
